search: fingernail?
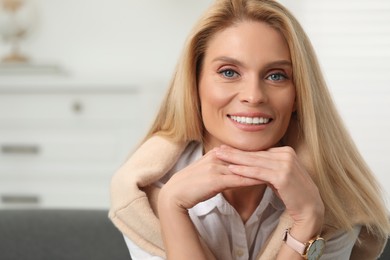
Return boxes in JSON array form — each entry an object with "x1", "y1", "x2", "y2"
[
  {"x1": 215, "y1": 149, "x2": 224, "y2": 156},
  {"x1": 228, "y1": 164, "x2": 236, "y2": 170}
]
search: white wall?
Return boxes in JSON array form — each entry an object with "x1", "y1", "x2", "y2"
[
  {"x1": 1, "y1": 0, "x2": 389, "y2": 204},
  {"x1": 0, "y1": 0, "x2": 214, "y2": 85}
]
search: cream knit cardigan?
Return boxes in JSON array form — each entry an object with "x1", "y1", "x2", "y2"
[{"x1": 109, "y1": 135, "x2": 386, "y2": 259}]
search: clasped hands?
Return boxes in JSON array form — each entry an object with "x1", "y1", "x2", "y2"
[{"x1": 159, "y1": 145, "x2": 324, "y2": 230}]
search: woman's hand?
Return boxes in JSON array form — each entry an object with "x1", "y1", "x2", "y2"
[
  {"x1": 158, "y1": 148, "x2": 263, "y2": 260},
  {"x1": 215, "y1": 145, "x2": 324, "y2": 241},
  {"x1": 159, "y1": 147, "x2": 264, "y2": 211}
]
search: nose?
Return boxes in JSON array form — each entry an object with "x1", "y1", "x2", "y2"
[{"x1": 239, "y1": 78, "x2": 267, "y2": 105}]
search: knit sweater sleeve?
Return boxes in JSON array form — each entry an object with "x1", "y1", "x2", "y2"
[{"x1": 109, "y1": 135, "x2": 187, "y2": 258}]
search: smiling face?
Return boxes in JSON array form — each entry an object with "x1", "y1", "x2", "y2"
[{"x1": 199, "y1": 20, "x2": 296, "y2": 152}]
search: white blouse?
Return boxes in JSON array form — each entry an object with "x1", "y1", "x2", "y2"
[{"x1": 124, "y1": 142, "x2": 360, "y2": 260}]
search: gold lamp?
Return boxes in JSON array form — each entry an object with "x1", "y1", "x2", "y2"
[{"x1": 0, "y1": 0, "x2": 37, "y2": 63}]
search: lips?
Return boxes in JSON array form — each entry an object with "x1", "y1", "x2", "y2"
[{"x1": 228, "y1": 114, "x2": 272, "y2": 125}]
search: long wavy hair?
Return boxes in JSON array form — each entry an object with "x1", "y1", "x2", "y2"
[{"x1": 143, "y1": 0, "x2": 390, "y2": 238}]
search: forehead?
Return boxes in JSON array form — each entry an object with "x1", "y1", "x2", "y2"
[{"x1": 204, "y1": 20, "x2": 291, "y2": 65}]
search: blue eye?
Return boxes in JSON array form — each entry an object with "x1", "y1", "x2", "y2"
[
  {"x1": 267, "y1": 73, "x2": 287, "y2": 81},
  {"x1": 219, "y1": 69, "x2": 239, "y2": 79}
]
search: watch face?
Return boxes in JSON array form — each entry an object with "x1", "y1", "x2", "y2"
[{"x1": 307, "y1": 238, "x2": 326, "y2": 260}]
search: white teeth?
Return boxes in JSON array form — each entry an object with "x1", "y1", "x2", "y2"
[{"x1": 230, "y1": 115, "x2": 270, "y2": 125}]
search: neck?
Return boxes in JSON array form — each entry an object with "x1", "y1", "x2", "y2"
[{"x1": 223, "y1": 184, "x2": 267, "y2": 223}]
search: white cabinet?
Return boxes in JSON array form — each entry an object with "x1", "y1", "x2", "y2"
[{"x1": 0, "y1": 80, "x2": 153, "y2": 209}]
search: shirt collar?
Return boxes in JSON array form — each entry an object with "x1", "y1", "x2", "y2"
[
  {"x1": 191, "y1": 193, "x2": 231, "y2": 216},
  {"x1": 191, "y1": 186, "x2": 285, "y2": 217},
  {"x1": 268, "y1": 188, "x2": 285, "y2": 211}
]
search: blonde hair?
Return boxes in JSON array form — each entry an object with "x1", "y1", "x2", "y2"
[{"x1": 144, "y1": 0, "x2": 390, "y2": 238}]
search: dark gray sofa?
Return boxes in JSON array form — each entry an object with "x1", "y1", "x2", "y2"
[
  {"x1": 382, "y1": 241, "x2": 390, "y2": 260},
  {"x1": 1, "y1": 209, "x2": 389, "y2": 260},
  {"x1": 0, "y1": 210, "x2": 131, "y2": 260}
]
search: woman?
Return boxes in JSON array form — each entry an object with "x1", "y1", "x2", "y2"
[{"x1": 110, "y1": 0, "x2": 390, "y2": 259}]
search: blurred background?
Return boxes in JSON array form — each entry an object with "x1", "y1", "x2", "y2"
[{"x1": 0, "y1": 0, "x2": 389, "y2": 209}]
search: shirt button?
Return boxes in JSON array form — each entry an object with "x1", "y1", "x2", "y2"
[{"x1": 236, "y1": 249, "x2": 244, "y2": 257}]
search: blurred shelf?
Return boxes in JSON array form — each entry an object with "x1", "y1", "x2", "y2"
[{"x1": 0, "y1": 63, "x2": 67, "y2": 75}]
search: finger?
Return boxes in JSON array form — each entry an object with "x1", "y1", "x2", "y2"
[
  {"x1": 218, "y1": 145, "x2": 277, "y2": 160},
  {"x1": 188, "y1": 161, "x2": 234, "y2": 176},
  {"x1": 227, "y1": 164, "x2": 276, "y2": 183},
  {"x1": 197, "y1": 149, "x2": 231, "y2": 168},
  {"x1": 215, "y1": 149, "x2": 277, "y2": 170},
  {"x1": 267, "y1": 146, "x2": 295, "y2": 155},
  {"x1": 215, "y1": 163, "x2": 236, "y2": 175},
  {"x1": 218, "y1": 174, "x2": 265, "y2": 189}
]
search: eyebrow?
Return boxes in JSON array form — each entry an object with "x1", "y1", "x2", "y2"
[
  {"x1": 212, "y1": 56, "x2": 246, "y2": 67},
  {"x1": 212, "y1": 56, "x2": 292, "y2": 69}
]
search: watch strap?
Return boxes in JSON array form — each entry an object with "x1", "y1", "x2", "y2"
[{"x1": 282, "y1": 228, "x2": 307, "y2": 255}]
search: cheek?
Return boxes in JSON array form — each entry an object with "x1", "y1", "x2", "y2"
[
  {"x1": 272, "y1": 88, "x2": 296, "y2": 124},
  {"x1": 280, "y1": 88, "x2": 296, "y2": 113},
  {"x1": 199, "y1": 80, "x2": 233, "y2": 115}
]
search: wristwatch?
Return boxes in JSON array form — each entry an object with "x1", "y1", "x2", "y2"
[{"x1": 282, "y1": 228, "x2": 326, "y2": 260}]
